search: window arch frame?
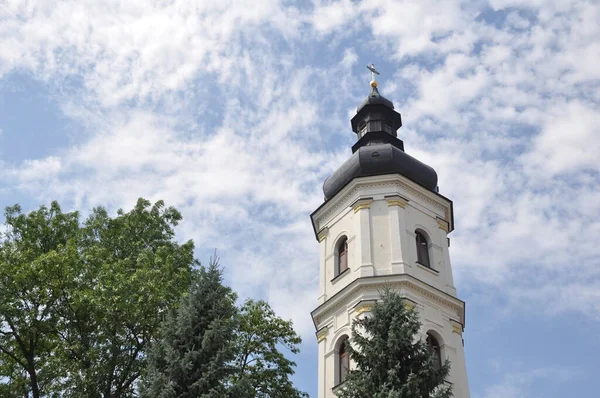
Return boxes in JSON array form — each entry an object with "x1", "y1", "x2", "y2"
[
  {"x1": 334, "y1": 236, "x2": 349, "y2": 277},
  {"x1": 415, "y1": 229, "x2": 431, "y2": 268},
  {"x1": 426, "y1": 332, "x2": 443, "y2": 371},
  {"x1": 335, "y1": 335, "x2": 350, "y2": 386}
]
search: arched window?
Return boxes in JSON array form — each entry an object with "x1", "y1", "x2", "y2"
[
  {"x1": 415, "y1": 231, "x2": 431, "y2": 267},
  {"x1": 336, "y1": 237, "x2": 348, "y2": 276},
  {"x1": 338, "y1": 337, "x2": 350, "y2": 384},
  {"x1": 426, "y1": 333, "x2": 442, "y2": 371}
]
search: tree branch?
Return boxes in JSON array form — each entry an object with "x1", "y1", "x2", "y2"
[{"x1": 0, "y1": 345, "x2": 28, "y2": 369}]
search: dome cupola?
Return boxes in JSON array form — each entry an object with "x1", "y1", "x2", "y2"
[{"x1": 323, "y1": 65, "x2": 438, "y2": 200}]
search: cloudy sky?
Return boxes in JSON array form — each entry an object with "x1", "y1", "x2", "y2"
[{"x1": 1, "y1": 0, "x2": 599, "y2": 396}]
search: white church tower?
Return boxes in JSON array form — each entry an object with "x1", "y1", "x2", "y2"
[{"x1": 310, "y1": 66, "x2": 470, "y2": 397}]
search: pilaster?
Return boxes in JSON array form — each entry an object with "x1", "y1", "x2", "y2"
[
  {"x1": 352, "y1": 198, "x2": 374, "y2": 277},
  {"x1": 386, "y1": 195, "x2": 410, "y2": 275},
  {"x1": 448, "y1": 319, "x2": 469, "y2": 398},
  {"x1": 318, "y1": 228, "x2": 329, "y2": 304},
  {"x1": 436, "y1": 217, "x2": 457, "y2": 296},
  {"x1": 316, "y1": 327, "x2": 328, "y2": 398}
]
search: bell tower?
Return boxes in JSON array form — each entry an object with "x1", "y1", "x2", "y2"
[{"x1": 310, "y1": 66, "x2": 470, "y2": 397}]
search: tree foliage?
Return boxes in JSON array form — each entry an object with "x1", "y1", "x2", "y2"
[
  {"x1": 336, "y1": 289, "x2": 452, "y2": 398},
  {"x1": 1, "y1": 199, "x2": 305, "y2": 397},
  {"x1": 140, "y1": 260, "x2": 237, "y2": 398},
  {"x1": 58, "y1": 199, "x2": 194, "y2": 397},
  {"x1": 0, "y1": 201, "x2": 80, "y2": 397},
  {"x1": 0, "y1": 199, "x2": 195, "y2": 397},
  {"x1": 142, "y1": 263, "x2": 307, "y2": 398},
  {"x1": 231, "y1": 299, "x2": 307, "y2": 398}
]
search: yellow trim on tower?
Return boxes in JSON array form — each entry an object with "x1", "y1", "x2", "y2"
[
  {"x1": 437, "y1": 219, "x2": 449, "y2": 232},
  {"x1": 317, "y1": 228, "x2": 328, "y2": 242},
  {"x1": 316, "y1": 327, "x2": 329, "y2": 342},
  {"x1": 353, "y1": 202, "x2": 371, "y2": 213},
  {"x1": 387, "y1": 199, "x2": 408, "y2": 208},
  {"x1": 451, "y1": 321, "x2": 463, "y2": 335},
  {"x1": 353, "y1": 304, "x2": 374, "y2": 315}
]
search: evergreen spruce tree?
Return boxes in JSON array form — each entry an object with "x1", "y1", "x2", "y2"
[
  {"x1": 141, "y1": 259, "x2": 237, "y2": 398},
  {"x1": 336, "y1": 289, "x2": 452, "y2": 398}
]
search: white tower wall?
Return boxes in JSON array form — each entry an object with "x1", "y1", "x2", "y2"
[{"x1": 311, "y1": 174, "x2": 470, "y2": 398}]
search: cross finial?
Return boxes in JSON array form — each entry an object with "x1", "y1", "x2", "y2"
[{"x1": 367, "y1": 64, "x2": 380, "y2": 88}]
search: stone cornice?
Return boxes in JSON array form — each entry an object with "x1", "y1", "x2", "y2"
[
  {"x1": 311, "y1": 274, "x2": 465, "y2": 330},
  {"x1": 310, "y1": 175, "x2": 453, "y2": 239}
]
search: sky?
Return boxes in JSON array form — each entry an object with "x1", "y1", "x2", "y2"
[{"x1": 1, "y1": 0, "x2": 599, "y2": 396}]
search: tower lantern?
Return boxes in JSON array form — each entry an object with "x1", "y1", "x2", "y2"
[{"x1": 310, "y1": 65, "x2": 470, "y2": 397}]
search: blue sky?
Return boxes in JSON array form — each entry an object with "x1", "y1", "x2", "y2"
[{"x1": 1, "y1": 0, "x2": 599, "y2": 397}]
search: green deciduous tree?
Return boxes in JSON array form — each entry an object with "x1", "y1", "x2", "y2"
[
  {"x1": 140, "y1": 260, "x2": 237, "y2": 398},
  {"x1": 60, "y1": 199, "x2": 194, "y2": 397},
  {"x1": 1, "y1": 199, "x2": 306, "y2": 397},
  {"x1": 0, "y1": 202, "x2": 79, "y2": 398},
  {"x1": 336, "y1": 290, "x2": 452, "y2": 398},
  {"x1": 231, "y1": 299, "x2": 307, "y2": 398},
  {"x1": 0, "y1": 199, "x2": 195, "y2": 397}
]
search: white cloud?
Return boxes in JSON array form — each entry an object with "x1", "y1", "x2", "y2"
[
  {"x1": 311, "y1": 0, "x2": 359, "y2": 34},
  {"x1": 1, "y1": 66, "x2": 341, "y2": 336},
  {"x1": 12, "y1": 157, "x2": 62, "y2": 182},
  {"x1": 349, "y1": 1, "x2": 600, "y2": 321},
  {"x1": 0, "y1": 0, "x2": 302, "y2": 107},
  {"x1": 525, "y1": 101, "x2": 600, "y2": 176},
  {"x1": 1, "y1": 0, "x2": 599, "y2": 342}
]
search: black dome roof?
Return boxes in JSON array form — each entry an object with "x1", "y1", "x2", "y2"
[
  {"x1": 323, "y1": 143, "x2": 438, "y2": 200},
  {"x1": 356, "y1": 85, "x2": 394, "y2": 112},
  {"x1": 322, "y1": 79, "x2": 438, "y2": 200}
]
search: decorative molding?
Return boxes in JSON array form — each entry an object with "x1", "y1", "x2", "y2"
[
  {"x1": 385, "y1": 194, "x2": 409, "y2": 208},
  {"x1": 317, "y1": 227, "x2": 329, "y2": 242},
  {"x1": 387, "y1": 199, "x2": 408, "y2": 208},
  {"x1": 316, "y1": 327, "x2": 329, "y2": 342},
  {"x1": 313, "y1": 276, "x2": 464, "y2": 328},
  {"x1": 353, "y1": 203, "x2": 371, "y2": 213},
  {"x1": 451, "y1": 320, "x2": 463, "y2": 335},
  {"x1": 437, "y1": 218, "x2": 449, "y2": 232},
  {"x1": 353, "y1": 303, "x2": 374, "y2": 315},
  {"x1": 407, "y1": 185, "x2": 447, "y2": 214},
  {"x1": 351, "y1": 198, "x2": 373, "y2": 213},
  {"x1": 314, "y1": 176, "x2": 451, "y2": 232}
]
